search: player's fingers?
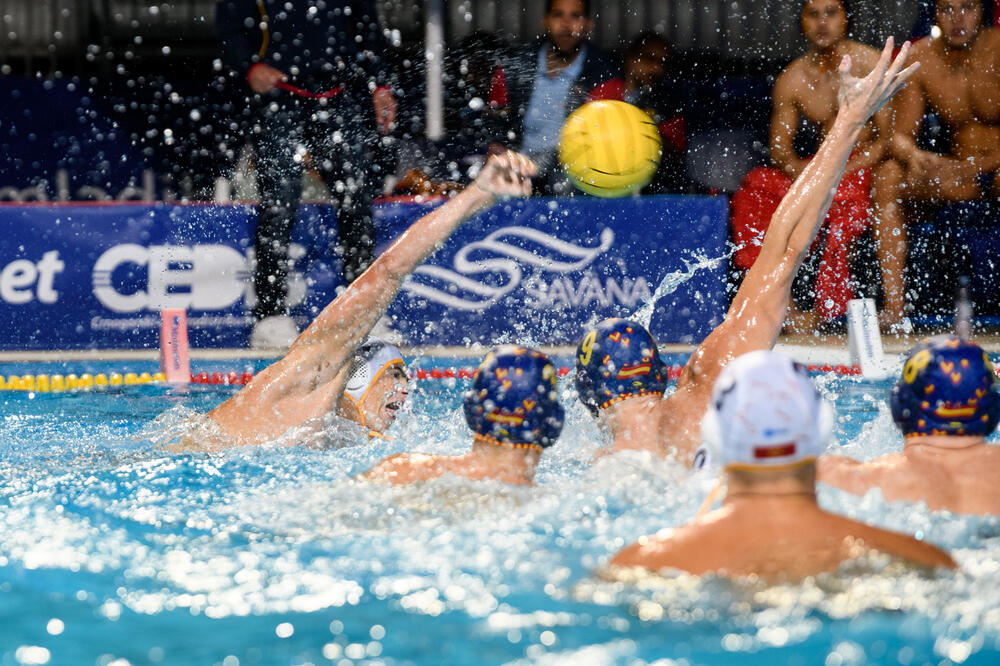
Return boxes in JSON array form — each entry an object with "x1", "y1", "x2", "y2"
[
  {"x1": 873, "y1": 35, "x2": 894, "y2": 75},
  {"x1": 885, "y1": 40, "x2": 910, "y2": 80},
  {"x1": 507, "y1": 150, "x2": 531, "y2": 179},
  {"x1": 516, "y1": 154, "x2": 535, "y2": 180},
  {"x1": 838, "y1": 54, "x2": 851, "y2": 75},
  {"x1": 491, "y1": 151, "x2": 510, "y2": 176},
  {"x1": 522, "y1": 155, "x2": 538, "y2": 176},
  {"x1": 895, "y1": 61, "x2": 921, "y2": 87}
]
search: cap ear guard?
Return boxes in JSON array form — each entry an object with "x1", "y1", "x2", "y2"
[{"x1": 697, "y1": 407, "x2": 722, "y2": 470}]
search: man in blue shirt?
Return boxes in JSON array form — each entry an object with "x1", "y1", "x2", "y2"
[{"x1": 488, "y1": 0, "x2": 622, "y2": 194}]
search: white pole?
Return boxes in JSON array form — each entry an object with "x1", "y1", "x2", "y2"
[{"x1": 425, "y1": 0, "x2": 444, "y2": 140}]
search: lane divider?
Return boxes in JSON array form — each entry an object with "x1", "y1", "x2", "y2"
[
  {"x1": 0, "y1": 371, "x2": 254, "y2": 392},
  {"x1": 0, "y1": 364, "x2": 864, "y2": 393},
  {"x1": 411, "y1": 364, "x2": 863, "y2": 380}
]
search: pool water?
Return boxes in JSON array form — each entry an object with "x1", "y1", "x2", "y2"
[{"x1": 2, "y1": 354, "x2": 1000, "y2": 665}]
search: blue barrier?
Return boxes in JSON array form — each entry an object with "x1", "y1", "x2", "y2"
[{"x1": 0, "y1": 196, "x2": 729, "y2": 349}]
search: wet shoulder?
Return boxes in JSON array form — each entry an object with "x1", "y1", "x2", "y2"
[
  {"x1": 907, "y1": 37, "x2": 938, "y2": 80},
  {"x1": 834, "y1": 513, "x2": 956, "y2": 569},
  {"x1": 609, "y1": 524, "x2": 702, "y2": 572},
  {"x1": 362, "y1": 452, "x2": 433, "y2": 484},
  {"x1": 979, "y1": 26, "x2": 1000, "y2": 55},
  {"x1": 774, "y1": 57, "x2": 812, "y2": 98}
]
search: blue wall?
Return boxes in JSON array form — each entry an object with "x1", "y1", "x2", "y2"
[{"x1": 0, "y1": 196, "x2": 729, "y2": 350}]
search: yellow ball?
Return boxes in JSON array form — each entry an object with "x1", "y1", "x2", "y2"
[{"x1": 559, "y1": 100, "x2": 662, "y2": 197}]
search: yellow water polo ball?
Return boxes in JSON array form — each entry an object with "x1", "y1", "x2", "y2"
[{"x1": 559, "y1": 100, "x2": 662, "y2": 198}]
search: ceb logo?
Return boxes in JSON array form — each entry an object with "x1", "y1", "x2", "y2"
[{"x1": 91, "y1": 243, "x2": 308, "y2": 313}]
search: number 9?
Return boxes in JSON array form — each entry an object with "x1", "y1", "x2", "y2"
[{"x1": 579, "y1": 331, "x2": 597, "y2": 366}]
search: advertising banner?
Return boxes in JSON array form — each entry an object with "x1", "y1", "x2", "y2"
[{"x1": 0, "y1": 197, "x2": 728, "y2": 350}]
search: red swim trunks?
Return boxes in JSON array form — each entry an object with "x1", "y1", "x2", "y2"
[{"x1": 730, "y1": 166, "x2": 872, "y2": 320}]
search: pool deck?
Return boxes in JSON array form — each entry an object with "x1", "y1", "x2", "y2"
[{"x1": 1, "y1": 331, "x2": 996, "y2": 364}]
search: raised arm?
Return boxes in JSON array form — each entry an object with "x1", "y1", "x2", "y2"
[
  {"x1": 664, "y1": 39, "x2": 917, "y2": 459},
  {"x1": 208, "y1": 152, "x2": 535, "y2": 437},
  {"x1": 739, "y1": 38, "x2": 915, "y2": 318},
  {"x1": 289, "y1": 151, "x2": 535, "y2": 372}
]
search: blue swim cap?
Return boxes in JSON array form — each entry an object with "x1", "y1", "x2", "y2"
[
  {"x1": 891, "y1": 335, "x2": 1000, "y2": 437},
  {"x1": 574, "y1": 318, "x2": 666, "y2": 416},
  {"x1": 463, "y1": 345, "x2": 565, "y2": 449}
]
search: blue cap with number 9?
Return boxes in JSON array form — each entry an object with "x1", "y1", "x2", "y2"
[{"x1": 574, "y1": 318, "x2": 666, "y2": 416}]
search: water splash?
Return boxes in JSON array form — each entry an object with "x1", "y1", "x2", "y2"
[
  {"x1": 632, "y1": 248, "x2": 732, "y2": 329},
  {"x1": 2, "y1": 366, "x2": 1000, "y2": 664}
]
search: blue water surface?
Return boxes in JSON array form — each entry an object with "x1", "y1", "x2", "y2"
[{"x1": 1, "y1": 355, "x2": 1000, "y2": 666}]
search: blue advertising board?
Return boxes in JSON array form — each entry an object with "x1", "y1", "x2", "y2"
[{"x1": 0, "y1": 196, "x2": 728, "y2": 350}]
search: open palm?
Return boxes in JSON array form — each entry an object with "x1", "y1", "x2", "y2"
[{"x1": 838, "y1": 37, "x2": 919, "y2": 123}]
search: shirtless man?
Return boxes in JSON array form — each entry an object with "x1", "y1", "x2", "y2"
[
  {"x1": 608, "y1": 350, "x2": 956, "y2": 581},
  {"x1": 874, "y1": 0, "x2": 1000, "y2": 328},
  {"x1": 207, "y1": 152, "x2": 537, "y2": 446},
  {"x1": 731, "y1": 0, "x2": 887, "y2": 328},
  {"x1": 575, "y1": 38, "x2": 918, "y2": 466},
  {"x1": 362, "y1": 346, "x2": 564, "y2": 485},
  {"x1": 819, "y1": 335, "x2": 1000, "y2": 515}
]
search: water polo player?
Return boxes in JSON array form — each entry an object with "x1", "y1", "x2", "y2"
[
  {"x1": 819, "y1": 335, "x2": 1000, "y2": 515},
  {"x1": 207, "y1": 151, "x2": 537, "y2": 446},
  {"x1": 609, "y1": 350, "x2": 955, "y2": 580},
  {"x1": 362, "y1": 345, "x2": 564, "y2": 485},
  {"x1": 338, "y1": 338, "x2": 409, "y2": 436},
  {"x1": 575, "y1": 38, "x2": 918, "y2": 465}
]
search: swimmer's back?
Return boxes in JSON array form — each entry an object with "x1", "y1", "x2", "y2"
[
  {"x1": 820, "y1": 445, "x2": 1000, "y2": 515},
  {"x1": 610, "y1": 498, "x2": 955, "y2": 581}
]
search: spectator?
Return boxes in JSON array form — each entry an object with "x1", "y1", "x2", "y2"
[
  {"x1": 487, "y1": 0, "x2": 623, "y2": 194},
  {"x1": 216, "y1": 0, "x2": 397, "y2": 348},
  {"x1": 730, "y1": 0, "x2": 887, "y2": 332},
  {"x1": 622, "y1": 31, "x2": 691, "y2": 194},
  {"x1": 873, "y1": 0, "x2": 1000, "y2": 331}
]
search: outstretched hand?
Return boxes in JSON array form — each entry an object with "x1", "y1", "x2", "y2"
[
  {"x1": 471, "y1": 151, "x2": 537, "y2": 200},
  {"x1": 838, "y1": 37, "x2": 919, "y2": 124}
]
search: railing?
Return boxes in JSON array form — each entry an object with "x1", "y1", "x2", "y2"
[{"x1": 1, "y1": 0, "x2": 924, "y2": 76}]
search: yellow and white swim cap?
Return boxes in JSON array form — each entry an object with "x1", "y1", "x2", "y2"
[{"x1": 344, "y1": 337, "x2": 406, "y2": 405}]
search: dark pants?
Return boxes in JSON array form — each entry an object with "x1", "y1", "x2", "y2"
[{"x1": 251, "y1": 91, "x2": 377, "y2": 319}]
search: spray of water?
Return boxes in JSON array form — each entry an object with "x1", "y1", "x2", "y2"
[{"x1": 632, "y1": 248, "x2": 733, "y2": 329}]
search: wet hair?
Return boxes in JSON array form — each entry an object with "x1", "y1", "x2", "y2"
[
  {"x1": 800, "y1": 0, "x2": 854, "y2": 34},
  {"x1": 912, "y1": 0, "x2": 992, "y2": 37},
  {"x1": 545, "y1": 0, "x2": 592, "y2": 18},
  {"x1": 625, "y1": 31, "x2": 672, "y2": 62}
]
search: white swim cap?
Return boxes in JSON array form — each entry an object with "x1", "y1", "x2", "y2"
[
  {"x1": 701, "y1": 350, "x2": 831, "y2": 470},
  {"x1": 344, "y1": 338, "x2": 406, "y2": 406}
]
